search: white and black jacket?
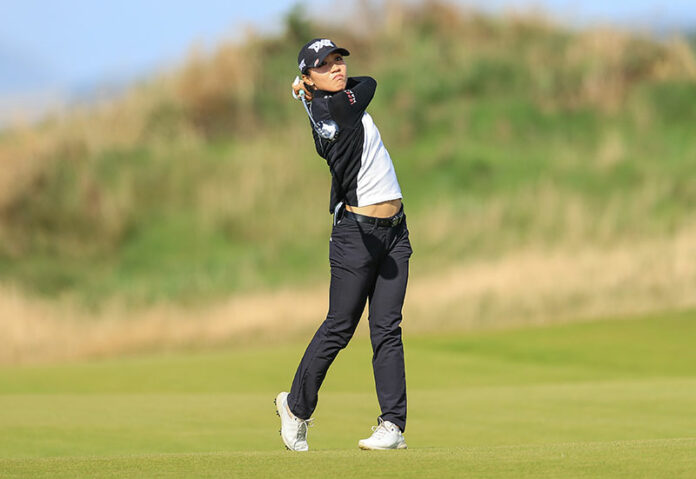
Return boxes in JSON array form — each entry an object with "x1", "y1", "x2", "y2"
[{"x1": 308, "y1": 76, "x2": 402, "y2": 214}]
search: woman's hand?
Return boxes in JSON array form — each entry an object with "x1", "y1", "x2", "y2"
[{"x1": 292, "y1": 76, "x2": 313, "y2": 102}]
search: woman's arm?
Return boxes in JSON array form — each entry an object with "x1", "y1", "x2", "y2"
[{"x1": 329, "y1": 76, "x2": 377, "y2": 126}]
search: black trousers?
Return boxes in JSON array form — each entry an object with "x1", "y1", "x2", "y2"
[{"x1": 287, "y1": 204, "x2": 412, "y2": 433}]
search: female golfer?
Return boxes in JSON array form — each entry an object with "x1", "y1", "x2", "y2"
[{"x1": 275, "y1": 38, "x2": 412, "y2": 451}]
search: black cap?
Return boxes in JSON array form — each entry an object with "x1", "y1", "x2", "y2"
[{"x1": 297, "y1": 38, "x2": 350, "y2": 74}]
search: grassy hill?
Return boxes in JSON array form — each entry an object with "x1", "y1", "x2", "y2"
[{"x1": 1, "y1": 2, "x2": 695, "y2": 306}]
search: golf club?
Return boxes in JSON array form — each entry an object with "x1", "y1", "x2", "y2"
[{"x1": 293, "y1": 76, "x2": 339, "y2": 142}]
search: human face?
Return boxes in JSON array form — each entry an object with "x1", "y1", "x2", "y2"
[{"x1": 302, "y1": 52, "x2": 347, "y2": 92}]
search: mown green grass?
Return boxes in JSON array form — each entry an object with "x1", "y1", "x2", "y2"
[{"x1": 0, "y1": 312, "x2": 694, "y2": 477}]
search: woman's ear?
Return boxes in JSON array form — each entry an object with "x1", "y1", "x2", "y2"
[{"x1": 302, "y1": 73, "x2": 315, "y2": 89}]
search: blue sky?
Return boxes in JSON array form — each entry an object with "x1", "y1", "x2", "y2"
[
  {"x1": 1, "y1": 0, "x2": 695, "y2": 98},
  {"x1": 0, "y1": 0, "x2": 289, "y2": 94}
]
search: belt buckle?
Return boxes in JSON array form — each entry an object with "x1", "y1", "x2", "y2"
[{"x1": 391, "y1": 215, "x2": 400, "y2": 227}]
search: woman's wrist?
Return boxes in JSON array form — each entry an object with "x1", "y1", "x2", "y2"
[{"x1": 292, "y1": 76, "x2": 314, "y2": 101}]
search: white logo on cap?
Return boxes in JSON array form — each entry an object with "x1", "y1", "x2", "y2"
[
  {"x1": 299, "y1": 59, "x2": 306, "y2": 71},
  {"x1": 308, "y1": 39, "x2": 334, "y2": 53}
]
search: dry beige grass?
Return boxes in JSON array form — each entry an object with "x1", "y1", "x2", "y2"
[{"x1": 2, "y1": 225, "x2": 695, "y2": 365}]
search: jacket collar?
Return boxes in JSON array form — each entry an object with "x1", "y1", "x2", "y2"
[{"x1": 312, "y1": 87, "x2": 339, "y2": 99}]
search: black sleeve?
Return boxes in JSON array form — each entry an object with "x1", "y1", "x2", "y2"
[{"x1": 328, "y1": 76, "x2": 377, "y2": 127}]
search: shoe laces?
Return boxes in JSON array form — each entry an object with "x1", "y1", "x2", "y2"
[
  {"x1": 296, "y1": 416, "x2": 315, "y2": 440},
  {"x1": 370, "y1": 419, "x2": 392, "y2": 439}
]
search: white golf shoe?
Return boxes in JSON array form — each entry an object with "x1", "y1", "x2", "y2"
[
  {"x1": 274, "y1": 391, "x2": 314, "y2": 451},
  {"x1": 358, "y1": 417, "x2": 407, "y2": 450}
]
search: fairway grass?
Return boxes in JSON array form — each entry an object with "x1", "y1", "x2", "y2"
[
  {"x1": 2, "y1": 438, "x2": 694, "y2": 478},
  {"x1": 1, "y1": 312, "x2": 694, "y2": 477}
]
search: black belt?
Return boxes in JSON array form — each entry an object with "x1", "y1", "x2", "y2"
[{"x1": 343, "y1": 207, "x2": 405, "y2": 227}]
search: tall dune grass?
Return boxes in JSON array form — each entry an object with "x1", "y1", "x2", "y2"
[
  {"x1": 0, "y1": 1, "x2": 695, "y2": 306},
  {"x1": 1, "y1": 223, "x2": 695, "y2": 364}
]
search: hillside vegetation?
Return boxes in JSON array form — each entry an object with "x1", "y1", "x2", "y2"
[{"x1": 1, "y1": 2, "x2": 695, "y2": 306}]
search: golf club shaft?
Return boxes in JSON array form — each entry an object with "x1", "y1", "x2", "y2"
[{"x1": 299, "y1": 92, "x2": 320, "y2": 130}]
